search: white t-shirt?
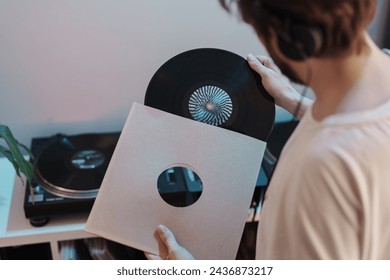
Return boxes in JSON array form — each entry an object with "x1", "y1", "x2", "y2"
[{"x1": 256, "y1": 100, "x2": 390, "y2": 259}]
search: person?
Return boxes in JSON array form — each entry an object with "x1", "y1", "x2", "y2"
[{"x1": 145, "y1": 0, "x2": 390, "y2": 259}]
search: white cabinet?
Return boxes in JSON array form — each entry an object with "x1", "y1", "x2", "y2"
[{"x1": 0, "y1": 158, "x2": 95, "y2": 259}]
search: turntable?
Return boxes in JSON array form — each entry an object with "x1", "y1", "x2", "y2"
[{"x1": 23, "y1": 132, "x2": 120, "y2": 227}]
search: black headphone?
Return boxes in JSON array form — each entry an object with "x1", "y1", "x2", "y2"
[
  {"x1": 276, "y1": 18, "x2": 324, "y2": 61},
  {"x1": 262, "y1": 3, "x2": 324, "y2": 61}
]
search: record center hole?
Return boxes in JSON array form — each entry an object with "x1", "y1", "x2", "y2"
[
  {"x1": 205, "y1": 102, "x2": 216, "y2": 111},
  {"x1": 157, "y1": 166, "x2": 203, "y2": 208}
]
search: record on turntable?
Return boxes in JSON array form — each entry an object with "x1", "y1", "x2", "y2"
[
  {"x1": 144, "y1": 48, "x2": 275, "y2": 141},
  {"x1": 34, "y1": 133, "x2": 118, "y2": 199}
]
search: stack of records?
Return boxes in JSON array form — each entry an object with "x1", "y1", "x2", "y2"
[
  {"x1": 59, "y1": 240, "x2": 80, "y2": 260},
  {"x1": 58, "y1": 238, "x2": 146, "y2": 260}
]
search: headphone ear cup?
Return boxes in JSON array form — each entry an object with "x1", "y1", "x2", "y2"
[
  {"x1": 277, "y1": 31, "x2": 306, "y2": 61},
  {"x1": 277, "y1": 23, "x2": 323, "y2": 61},
  {"x1": 291, "y1": 23, "x2": 323, "y2": 57}
]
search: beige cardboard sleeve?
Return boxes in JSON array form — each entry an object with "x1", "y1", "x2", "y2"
[{"x1": 85, "y1": 103, "x2": 266, "y2": 259}]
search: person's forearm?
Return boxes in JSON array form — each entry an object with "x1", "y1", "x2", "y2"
[{"x1": 278, "y1": 89, "x2": 314, "y2": 120}]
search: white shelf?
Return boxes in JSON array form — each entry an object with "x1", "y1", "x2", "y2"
[{"x1": 0, "y1": 158, "x2": 96, "y2": 259}]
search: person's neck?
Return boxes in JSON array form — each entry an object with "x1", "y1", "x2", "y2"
[{"x1": 307, "y1": 33, "x2": 390, "y2": 121}]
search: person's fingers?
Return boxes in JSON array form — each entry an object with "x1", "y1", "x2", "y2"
[
  {"x1": 247, "y1": 53, "x2": 274, "y2": 77},
  {"x1": 255, "y1": 55, "x2": 281, "y2": 73},
  {"x1": 156, "y1": 225, "x2": 179, "y2": 252},
  {"x1": 144, "y1": 252, "x2": 163, "y2": 260}
]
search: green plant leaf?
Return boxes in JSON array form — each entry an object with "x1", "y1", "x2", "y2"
[
  {"x1": 0, "y1": 145, "x2": 22, "y2": 178},
  {"x1": 15, "y1": 140, "x2": 34, "y2": 160},
  {"x1": 0, "y1": 124, "x2": 34, "y2": 186}
]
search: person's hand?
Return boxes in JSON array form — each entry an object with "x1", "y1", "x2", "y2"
[
  {"x1": 247, "y1": 53, "x2": 312, "y2": 119},
  {"x1": 247, "y1": 53, "x2": 297, "y2": 106},
  {"x1": 144, "y1": 225, "x2": 195, "y2": 260}
]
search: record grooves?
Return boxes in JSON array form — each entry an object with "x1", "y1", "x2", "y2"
[{"x1": 145, "y1": 48, "x2": 275, "y2": 141}]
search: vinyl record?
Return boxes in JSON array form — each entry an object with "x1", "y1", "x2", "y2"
[
  {"x1": 144, "y1": 48, "x2": 275, "y2": 141},
  {"x1": 34, "y1": 133, "x2": 118, "y2": 199}
]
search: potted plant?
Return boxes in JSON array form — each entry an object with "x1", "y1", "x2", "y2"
[{"x1": 0, "y1": 124, "x2": 34, "y2": 187}]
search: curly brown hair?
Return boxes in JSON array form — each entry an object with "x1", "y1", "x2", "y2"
[{"x1": 219, "y1": 0, "x2": 377, "y2": 57}]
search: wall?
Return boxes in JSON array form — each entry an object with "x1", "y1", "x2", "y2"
[
  {"x1": 369, "y1": 0, "x2": 390, "y2": 47},
  {"x1": 0, "y1": 1, "x2": 388, "y2": 147},
  {"x1": 0, "y1": 0, "x2": 266, "y2": 146}
]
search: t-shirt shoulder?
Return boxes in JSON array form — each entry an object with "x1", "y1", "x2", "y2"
[{"x1": 303, "y1": 98, "x2": 390, "y2": 127}]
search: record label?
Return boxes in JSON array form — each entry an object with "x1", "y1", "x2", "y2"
[{"x1": 71, "y1": 150, "x2": 106, "y2": 170}]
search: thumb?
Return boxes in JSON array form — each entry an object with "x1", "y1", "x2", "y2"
[
  {"x1": 156, "y1": 225, "x2": 179, "y2": 251},
  {"x1": 144, "y1": 252, "x2": 163, "y2": 260}
]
